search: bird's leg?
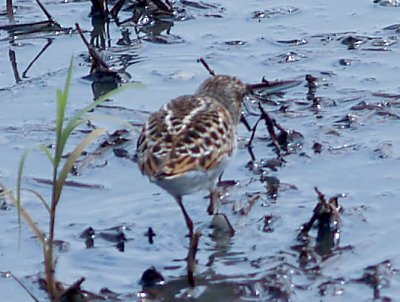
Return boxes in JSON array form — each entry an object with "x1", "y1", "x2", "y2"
[
  {"x1": 207, "y1": 173, "x2": 223, "y2": 215},
  {"x1": 176, "y1": 197, "x2": 194, "y2": 238},
  {"x1": 187, "y1": 230, "x2": 201, "y2": 287},
  {"x1": 207, "y1": 190, "x2": 220, "y2": 215}
]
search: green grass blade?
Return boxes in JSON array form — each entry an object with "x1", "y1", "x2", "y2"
[
  {"x1": 56, "y1": 83, "x2": 132, "y2": 164},
  {"x1": 62, "y1": 59, "x2": 73, "y2": 103},
  {"x1": 39, "y1": 144, "x2": 54, "y2": 165},
  {"x1": 15, "y1": 201, "x2": 46, "y2": 246},
  {"x1": 55, "y1": 89, "x2": 65, "y2": 141},
  {"x1": 16, "y1": 148, "x2": 31, "y2": 241},
  {"x1": 54, "y1": 72, "x2": 130, "y2": 167},
  {"x1": 62, "y1": 82, "x2": 133, "y2": 136},
  {"x1": 22, "y1": 189, "x2": 50, "y2": 213},
  {"x1": 55, "y1": 87, "x2": 66, "y2": 164},
  {"x1": 54, "y1": 128, "x2": 107, "y2": 205},
  {"x1": 55, "y1": 60, "x2": 74, "y2": 164},
  {"x1": 56, "y1": 117, "x2": 85, "y2": 167},
  {"x1": 0, "y1": 183, "x2": 46, "y2": 246}
]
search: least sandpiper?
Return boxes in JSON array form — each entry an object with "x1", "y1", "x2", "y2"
[{"x1": 136, "y1": 75, "x2": 248, "y2": 237}]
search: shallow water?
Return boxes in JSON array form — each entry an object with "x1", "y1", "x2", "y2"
[{"x1": 1, "y1": 0, "x2": 400, "y2": 301}]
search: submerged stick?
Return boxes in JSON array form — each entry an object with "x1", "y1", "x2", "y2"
[
  {"x1": 110, "y1": 0, "x2": 125, "y2": 18},
  {"x1": 36, "y1": 0, "x2": 62, "y2": 29},
  {"x1": 8, "y1": 49, "x2": 21, "y2": 83},
  {"x1": 240, "y1": 113, "x2": 252, "y2": 132},
  {"x1": 2, "y1": 271, "x2": 40, "y2": 302},
  {"x1": 75, "y1": 23, "x2": 109, "y2": 71},
  {"x1": 150, "y1": 0, "x2": 174, "y2": 13},
  {"x1": 258, "y1": 102, "x2": 282, "y2": 157},
  {"x1": 1, "y1": 0, "x2": 66, "y2": 35},
  {"x1": 197, "y1": 57, "x2": 215, "y2": 76},
  {"x1": 59, "y1": 277, "x2": 85, "y2": 301},
  {"x1": 300, "y1": 187, "x2": 328, "y2": 234},
  {"x1": 247, "y1": 116, "x2": 262, "y2": 146},
  {"x1": 6, "y1": 0, "x2": 14, "y2": 22},
  {"x1": 314, "y1": 186, "x2": 326, "y2": 203},
  {"x1": 36, "y1": 0, "x2": 52, "y2": 20}
]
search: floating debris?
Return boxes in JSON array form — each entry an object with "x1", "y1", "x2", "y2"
[
  {"x1": 312, "y1": 142, "x2": 323, "y2": 154},
  {"x1": 353, "y1": 260, "x2": 398, "y2": 300},
  {"x1": 260, "y1": 175, "x2": 280, "y2": 200},
  {"x1": 71, "y1": 129, "x2": 131, "y2": 176},
  {"x1": 277, "y1": 51, "x2": 303, "y2": 63},
  {"x1": 145, "y1": 227, "x2": 156, "y2": 244},
  {"x1": 139, "y1": 266, "x2": 165, "y2": 287},
  {"x1": 373, "y1": 142, "x2": 393, "y2": 159},
  {"x1": 258, "y1": 214, "x2": 279, "y2": 232},
  {"x1": 0, "y1": 0, "x2": 70, "y2": 36},
  {"x1": 334, "y1": 113, "x2": 363, "y2": 128},
  {"x1": 374, "y1": 0, "x2": 400, "y2": 7},
  {"x1": 251, "y1": 6, "x2": 299, "y2": 20},
  {"x1": 338, "y1": 58, "x2": 354, "y2": 66},
  {"x1": 80, "y1": 225, "x2": 128, "y2": 251},
  {"x1": 298, "y1": 187, "x2": 344, "y2": 260},
  {"x1": 222, "y1": 40, "x2": 247, "y2": 46},
  {"x1": 58, "y1": 278, "x2": 86, "y2": 302},
  {"x1": 277, "y1": 38, "x2": 308, "y2": 46}
]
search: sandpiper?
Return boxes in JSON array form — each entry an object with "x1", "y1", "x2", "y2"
[{"x1": 136, "y1": 75, "x2": 248, "y2": 237}]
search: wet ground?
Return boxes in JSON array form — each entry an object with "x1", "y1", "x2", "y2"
[{"x1": 1, "y1": 0, "x2": 400, "y2": 301}]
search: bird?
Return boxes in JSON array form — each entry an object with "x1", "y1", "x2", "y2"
[{"x1": 136, "y1": 75, "x2": 248, "y2": 238}]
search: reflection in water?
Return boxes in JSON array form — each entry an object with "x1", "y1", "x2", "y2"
[
  {"x1": 77, "y1": 13, "x2": 130, "y2": 100},
  {"x1": 89, "y1": 0, "x2": 111, "y2": 49},
  {"x1": 117, "y1": 28, "x2": 132, "y2": 46},
  {"x1": 90, "y1": 13, "x2": 110, "y2": 49},
  {"x1": 90, "y1": 72, "x2": 120, "y2": 100},
  {"x1": 315, "y1": 223, "x2": 340, "y2": 258},
  {"x1": 22, "y1": 38, "x2": 53, "y2": 78},
  {"x1": 140, "y1": 19, "x2": 183, "y2": 44},
  {"x1": 119, "y1": 14, "x2": 178, "y2": 44},
  {"x1": 7, "y1": 38, "x2": 53, "y2": 84},
  {"x1": 114, "y1": 0, "x2": 183, "y2": 44}
]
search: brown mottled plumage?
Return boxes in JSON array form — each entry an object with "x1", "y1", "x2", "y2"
[{"x1": 136, "y1": 75, "x2": 247, "y2": 237}]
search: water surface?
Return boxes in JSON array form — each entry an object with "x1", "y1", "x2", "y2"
[{"x1": 1, "y1": 0, "x2": 400, "y2": 301}]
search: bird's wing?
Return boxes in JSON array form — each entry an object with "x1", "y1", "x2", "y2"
[{"x1": 136, "y1": 95, "x2": 236, "y2": 179}]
